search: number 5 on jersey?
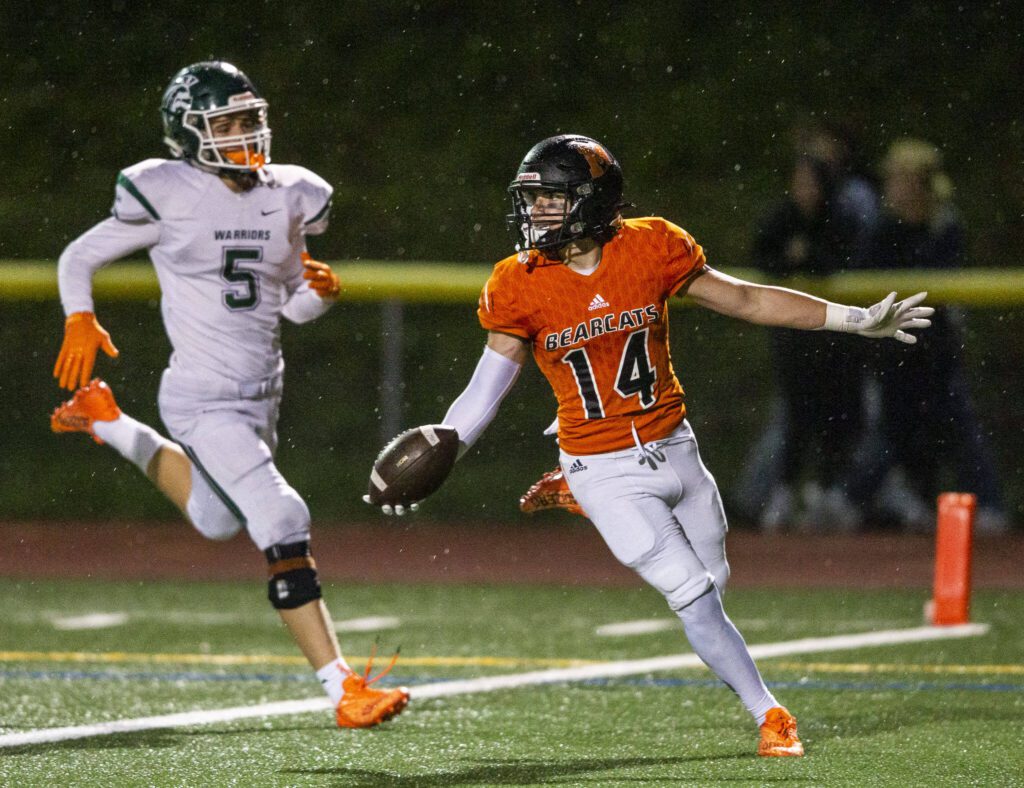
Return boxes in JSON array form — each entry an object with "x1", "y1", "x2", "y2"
[
  {"x1": 562, "y1": 328, "x2": 656, "y2": 419},
  {"x1": 221, "y1": 247, "x2": 263, "y2": 310}
]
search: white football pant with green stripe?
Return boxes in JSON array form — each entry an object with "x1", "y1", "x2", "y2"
[{"x1": 159, "y1": 367, "x2": 310, "y2": 552}]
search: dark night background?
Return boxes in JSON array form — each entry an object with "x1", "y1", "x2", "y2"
[{"x1": 2, "y1": 1, "x2": 1021, "y2": 524}]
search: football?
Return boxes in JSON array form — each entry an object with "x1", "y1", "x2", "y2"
[{"x1": 367, "y1": 424, "x2": 460, "y2": 506}]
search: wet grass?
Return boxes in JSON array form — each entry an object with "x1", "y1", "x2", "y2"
[{"x1": 1, "y1": 579, "x2": 1020, "y2": 786}]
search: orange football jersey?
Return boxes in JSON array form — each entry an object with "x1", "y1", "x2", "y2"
[{"x1": 478, "y1": 217, "x2": 706, "y2": 455}]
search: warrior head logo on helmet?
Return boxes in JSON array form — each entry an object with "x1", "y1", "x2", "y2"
[
  {"x1": 166, "y1": 73, "x2": 199, "y2": 114},
  {"x1": 166, "y1": 86, "x2": 192, "y2": 115}
]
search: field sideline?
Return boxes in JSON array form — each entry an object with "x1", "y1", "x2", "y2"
[{"x1": 2, "y1": 520, "x2": 1022, "y2": 588}]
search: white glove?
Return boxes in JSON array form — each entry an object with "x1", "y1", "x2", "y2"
[
  {"x1": 823, "y1": 291, "x2": 934, "y2": 344},
  {"x1": 361, "y1": 495, "x2": 420, "y2": 516}
]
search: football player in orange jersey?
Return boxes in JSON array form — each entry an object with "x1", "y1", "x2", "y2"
[{"x1": 367, "y1": 134, "x2": 932, "y2": 756}]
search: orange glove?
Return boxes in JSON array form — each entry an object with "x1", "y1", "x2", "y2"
[
  {"x1": 519, "y1": 467, "x2": 587, "y2": 517},
  {"x1": 301, "y1": 252, "x2": 340, "y2": 300},
  {"x1": 53, "y1": 312, "x2": 119, "y2": 390}
]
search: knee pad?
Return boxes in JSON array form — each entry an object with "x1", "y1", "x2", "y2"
[
  {"x1": 247, "y1": 489, "x2": 311, "y2": 552},
  {"x1": 663, "y1": 572, "x2": 715, "y2": 612},
  {"x1": 186, "y1": 488, "x2": 244, "y2": 541},
  {"x1": 265, "y1": 540, "x2": 322, "y2": 610},
  {"x1": 632, "y1": 542, "x2": 716, "y2": 613}
]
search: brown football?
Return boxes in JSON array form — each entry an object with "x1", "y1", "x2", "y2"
[{"x1": 367, "y1": 425, "x2": 460, "y2": 506}]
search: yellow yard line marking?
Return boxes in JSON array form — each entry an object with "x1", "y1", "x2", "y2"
[
  {"x1": 2, "y1": 650, "x2": 1019, "y2": 676},
  {"x1": 770, "y1": 661, "x2": 1024, "y2": 676},
  {"x1": 0, "y1": 651, "x2": 601, "y2": 669}
]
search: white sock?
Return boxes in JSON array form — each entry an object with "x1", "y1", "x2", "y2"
[
  {"x1": 752, "y1": 692, "x2": 780, "y2": 726},
  {"x1": 676, "y1": 586, "x2": 780, "y2": 725},
  {"x1": 316, "y1": 659, "x2": 353, "y2": 705},
  {"x1": 92, "y1": 414, "x2": 172, "y2": 475}
]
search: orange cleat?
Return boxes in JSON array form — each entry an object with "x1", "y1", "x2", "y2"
[
  {"x1": 519, "y1": 467, "x2": 586, "y2": 517},
  {"x1": 758, "y1": 706, "x2": 804, "y2": 757},
  {"x1": 336, "y1": 651, "x2": 410, "y2": 729},
  {"x1": 50, "y1": 378, "x2": 121, "y2": 444}
]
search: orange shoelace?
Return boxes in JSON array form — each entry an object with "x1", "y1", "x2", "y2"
[{"x1": 346, "y1": 643, "x2": 400, "y2": 687}]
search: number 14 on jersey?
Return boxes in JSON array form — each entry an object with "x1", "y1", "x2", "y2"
[{"x1": 561, "y1": 328, "x2": 656, "y2": 419}]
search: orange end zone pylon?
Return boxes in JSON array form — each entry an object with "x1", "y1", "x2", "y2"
[{"x1": 927, "y1": 492, "x2": 977, "y2": 626}]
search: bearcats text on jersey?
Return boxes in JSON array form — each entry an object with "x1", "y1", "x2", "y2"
[{"x1": 544, "y1": 304, "x2": 660, "y2": 350}]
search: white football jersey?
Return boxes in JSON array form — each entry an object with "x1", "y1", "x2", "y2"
[{"x1": 63, "y1": 159, "x2": 333, "y2": 381}]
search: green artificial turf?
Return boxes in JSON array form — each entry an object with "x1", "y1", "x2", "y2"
[{"x1": 1, "y1": 578, "x2": 1021, "y2": 786}]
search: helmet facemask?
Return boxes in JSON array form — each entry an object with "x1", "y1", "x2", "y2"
[
  {"x1": 510, "y1": 183, "x2": 578, "y2": 255},
  {"x1": 508, "y1": 179, "x2": 599, "y2": 261},
  {"x1": 182, "y1": 99, "x2": 271, "y2": 173}
]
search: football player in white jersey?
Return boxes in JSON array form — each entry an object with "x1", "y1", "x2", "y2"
[{"x1": 50, "y1": 61, "x2": 408, "y2": 729}]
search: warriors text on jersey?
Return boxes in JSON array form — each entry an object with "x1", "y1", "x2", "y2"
[
  {"x1": 478, "y1": 217, "x2": 706, "y2": 455},
  {"x1": 58, "y1": 159, "x2": 333, "y2": 381}
]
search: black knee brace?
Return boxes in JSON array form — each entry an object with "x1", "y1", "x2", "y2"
[{"x1": 265, "y1": 540, "x2": 322, "y2": 610}]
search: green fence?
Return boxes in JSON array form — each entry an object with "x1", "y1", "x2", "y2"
[{"x1": 3, "y1": 262, "x2": 1022, "y2": 525}]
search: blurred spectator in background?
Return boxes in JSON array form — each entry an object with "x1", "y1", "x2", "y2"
[
  {"x1": 805, "y1": 120, "x2": 880, "y2": 262},
  {"x1": 734, "y1": 123, "x2": 878, "y2": 532},
  {"x1": 844, "y1": 139, "x2": 1009, "y2": 533}
]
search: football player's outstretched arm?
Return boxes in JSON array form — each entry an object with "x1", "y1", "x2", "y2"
[
  {"x1": 363, "y1": 331, "x2": 528, "y2": 515},
  {"x1": 54, "y1": 218, "x2": 161, "y2": 389},
  {"x1": 684, "y1": 267, "x2": 934, "y2": 344},
  {"x1": 442, "y1": 332, "x2": 528, "y2": 455}
]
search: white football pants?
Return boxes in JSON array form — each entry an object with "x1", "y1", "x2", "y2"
[
  {"x1": 158, "y1": 366, "x2": 311, "y2": 551},
  {"x1": 560, "y1": 420, "x2": 730, "y2": 610}
]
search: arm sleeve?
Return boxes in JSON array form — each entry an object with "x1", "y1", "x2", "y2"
[
  {"x1": 282, "y1": 282, "x2": 333, "y2": 324},
  {"x1": 58, "y1": 217, "x2": 161, "y2": 315},
  {"x1": 442, "y1": 346, "x2": 522, "y2": 451},
  {"x1": 663, "y1": 221, "x2": 707, "y2": 296}
]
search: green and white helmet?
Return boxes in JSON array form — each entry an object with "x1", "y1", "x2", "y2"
[{"x1": 160, "y1": 60, "x2": 271, "y2": 173}]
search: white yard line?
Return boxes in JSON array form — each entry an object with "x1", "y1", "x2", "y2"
[
  {"x1": 50, "y1": 613, "x2": 130, "y2": 631},
  {"x1": 596, "y1": 619, "x2": 676, "y2": 636},
  {"x1": 0, "y1": 623, "x2": 988, "y2": 748},
  {"x1": 334, "y1": 616, "x2": 401, "y2": 633},
  {"x1": 24, "y1": 611, "x2": 402, "y2": 631}
]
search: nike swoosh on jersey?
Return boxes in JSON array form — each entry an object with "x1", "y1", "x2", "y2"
[{"x1": 260, "y1": 208, "x2": 283, "y2": 216}]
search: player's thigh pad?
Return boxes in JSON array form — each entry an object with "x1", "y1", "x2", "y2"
[
  {"x1": 174, "y1": 412, "x2": 311, "y2": 551},
  {"x1": 665, "y1": 435, "x2": 730, "y2": 591},
  {"x1": 562, "y1": 444, "x2": 714, "y2": 611}
]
